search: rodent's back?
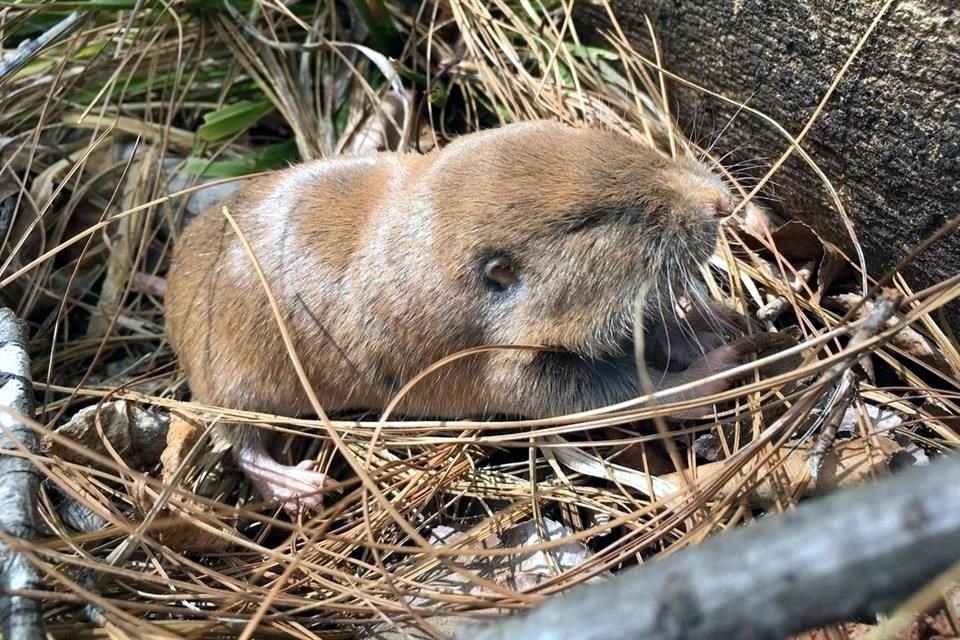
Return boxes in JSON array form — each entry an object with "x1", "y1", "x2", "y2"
[
  {"x1": 165, "y1": 153, "x2": 433, "y2": 414},
  {"x1": 166, "y1": 121, "x2": 731, "y2": 420}
]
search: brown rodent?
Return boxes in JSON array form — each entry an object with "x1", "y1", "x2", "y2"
[{"x1": 165, "y1": 120, "x2": 791, "y2": 511}]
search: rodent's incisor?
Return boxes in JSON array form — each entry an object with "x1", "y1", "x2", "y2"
[{"x1": 165, "y1": 120, "x2": 787, "y2": 510}]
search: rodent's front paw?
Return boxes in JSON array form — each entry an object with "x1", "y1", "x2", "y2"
[
  {"x1": 725, "y1": 332, "x2": 802, "y2": 378},
  {"x1": 650, "y1": 301, "x2": 752, "y2": 372},
  {"x1": 686, "y1": 300, "x2": 751, "y2": 336},
  {"x1": 651, "y1": 330, "x2": 802, "y2": 421}
]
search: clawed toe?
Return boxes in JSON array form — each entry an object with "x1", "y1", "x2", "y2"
[
  {"x1": 264, "y1": 464, "x2": 330, "y2": 515},
  {"x1": 686, "y1": 301, "x2": 752, "y2": 335},
  {"x1": 727, "y1": 332, "x2": 801, "y2": 376},
  {"x1": 236, "y1": 445, "x2": 331, "y2": 514}
]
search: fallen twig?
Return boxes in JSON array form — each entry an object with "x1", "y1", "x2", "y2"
[{"x1": 809, "y1": 289, "x2": 903, "y2": 477}]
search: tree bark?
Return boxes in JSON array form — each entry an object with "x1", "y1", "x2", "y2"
[{"x1": 583, "y1": 0, "x2": 960, "y2": 331}]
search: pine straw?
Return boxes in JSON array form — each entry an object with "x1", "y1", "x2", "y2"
[{"x1": 1, "y1": 1, "x2": 959, "y2": 638}]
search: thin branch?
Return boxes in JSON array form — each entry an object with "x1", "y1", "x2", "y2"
[{"x1": 809, "y1": 289, "x2": 903, "y2": 477}]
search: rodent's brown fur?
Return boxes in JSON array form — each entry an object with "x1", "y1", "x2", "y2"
[{"x1": 165, "y1": 121, "x2": 768, "y2": 494}]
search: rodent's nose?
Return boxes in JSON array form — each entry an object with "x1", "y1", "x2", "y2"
[{"x1": 700, "y1": 187, "x2": 731, "y2": 219}]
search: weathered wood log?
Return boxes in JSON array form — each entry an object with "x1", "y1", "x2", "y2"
[
  {"x1": 459, "y1": 455, "x2": 960, "y2": 640},
  {"x1": 584, "y1": 0, "x2": 960, "y2": 330},
  {"x1": 0, "y1": 308, "x2": 45, "y2": 640}
]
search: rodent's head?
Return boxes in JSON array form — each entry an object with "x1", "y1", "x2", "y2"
[{"x1": 422, "y1": 121, "x2": 731, "y2": 361}]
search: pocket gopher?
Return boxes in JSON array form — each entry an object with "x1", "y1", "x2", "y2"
[{"x1": 165, "y1": 120, "x2": 790, "y2": 511}]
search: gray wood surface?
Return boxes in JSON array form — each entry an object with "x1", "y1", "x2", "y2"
[
  {"x1": 459, "y1": 455, "x2": 960, "y2": 640},
  {"x1": 0, "y1": 308, "x2": 45, "y2": 640}
]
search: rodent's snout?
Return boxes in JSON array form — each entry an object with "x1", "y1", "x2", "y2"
[
  {"x1": 663, "y1": 159, "x2": 733, "y2": 224},
  {"x1": 699, "y1": 186, "x2": 732, "y2": 220}
]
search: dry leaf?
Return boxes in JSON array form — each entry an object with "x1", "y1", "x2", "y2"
[
  {"x1": 162, "y1": 163, "x2": 247, "y2": 221},
  {"x1": 495, "y1": 518, "x2": 597, "y2": 590},
  {"x1": 542, "y1": 434, "x2": 678, "y2": 497},
  {"x1": 661, "y1": 437, "x2": 902, "y2": 508},
  {"x1": 133, "y1": 486, "x2": 231, "y2": 554},
  {"x1": 87, "y1": 146, "x2": 157, "y2": 337},
  {"x1": 945, "y1": 583, "x2": 960, "y2": 635},
  {"x1": 737, "y1": 218, "x2": 852, "y2": 301},
  {"x1": 137, "y1": 414, "x2": 229, "y2": 553},
  {"x1": 345, "y1": 88, "x2": 415, "y2": 155},
  {"x1": 46, "y1": 400, "x2": 169, "y2": 470},
  {"x1": 837, "y1": 403, "x2": 904, "y2": 436},
  {"x1": 815, "y1": 248, "x2": 850, "y2": 299},
  {"x1": 115, "y1": 141, "x2": 247, "y2": 228},
  {"x1": 365, "y1": 517, "x2": 599, "y2": 640},
  {"x1": 918, "y1": 397, "x2": 960, "y2": 434},
  {"x1": 159, "y1": 413, "x2": 203, "y2": 484},
  {"x1": 742, "y1": 220, "x2": 825, "y2": 261},
  {"x1": 0, "y1": 178, "x2": 16, "y2": 260}
]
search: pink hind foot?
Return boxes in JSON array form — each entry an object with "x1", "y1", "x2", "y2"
[{"x1": 236, "y1": 443, "x2": 330, "y2": 514}]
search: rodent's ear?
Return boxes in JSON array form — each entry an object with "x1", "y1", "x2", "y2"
[{"x1": 483, "y1": 255, "x2": 519, "y2": 291}]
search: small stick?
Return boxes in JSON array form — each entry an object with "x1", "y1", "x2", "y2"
[
  {"x1": 757, "y1": 259, "x2": 815, "y2": 324},
  {"x1": 0, "y1": 308, "x2": 45, "y2": 640},
  {"x1": 808, "y1": 290, "x2": 902, "y2": 477}
]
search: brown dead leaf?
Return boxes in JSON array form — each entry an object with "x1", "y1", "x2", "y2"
[
  {"x1": 660, "y1": 437, "x2": 902, "y2": 508},
  {"x1": 742, "y1": 220, "x2": 825, "y2": 260},
  {"x1": 0, "y1": 174, "x2": 18, "y2": 204},
  {"x1": 363, "y1": 517, "x2": 599, "y2": 640},
  {"x1": 133, "y1": 484, "x2": 231, "y2": 554},
  {"x1": 0, "y1": 135, "x2": 62, "y2": 174},
  {"x1": 134, "y1": 414, "x2": 229, "y2": 553},
  {"x1": 815, "y1": 248, "x2": 851, "y2": 300},
  {"x1": 850, "y1": 611, "x2": 954, "y2": 639},
  {"x1": 29, "y1": 141, "x2": 117, "y2": 211},
  {"x1": 46, "y1": 400, "x2": 169, "y2": 470},
  {"x1": 160, "y1": 413, "x2": 203, "y2": 484},
  {"x1": 945, "y1": 583, "x2": 960, "y2": 635},
  {"x1": 9, "y1": 140, "x2": 116, "y2": 280},
  {"x1": 737, "y1": 218, "x2": 853, "y2": 300},
  {"x1": 0, "y1": 178, "x2": 16, "y2": 264},
  {"x1": 918, "y1": 398, "x2": 960, "y2": 435},
  {"x1": 87, "y1": 145, "x2": 157, "y2": 337}
]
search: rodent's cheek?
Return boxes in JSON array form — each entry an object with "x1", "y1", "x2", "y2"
[
  {"x1": 507, "y1": 304, "x2": 612, "y2": 356},
  {"x1": 673, "y1": 223, "x2": 720, "y2": 266},
  {"x1": 696, "y1": 224, "x2": 722, "y2": 259}
]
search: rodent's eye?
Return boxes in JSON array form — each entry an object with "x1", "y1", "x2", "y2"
[{"x1": 482, "y1": 256, "x2": 519, "y2": 291}]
